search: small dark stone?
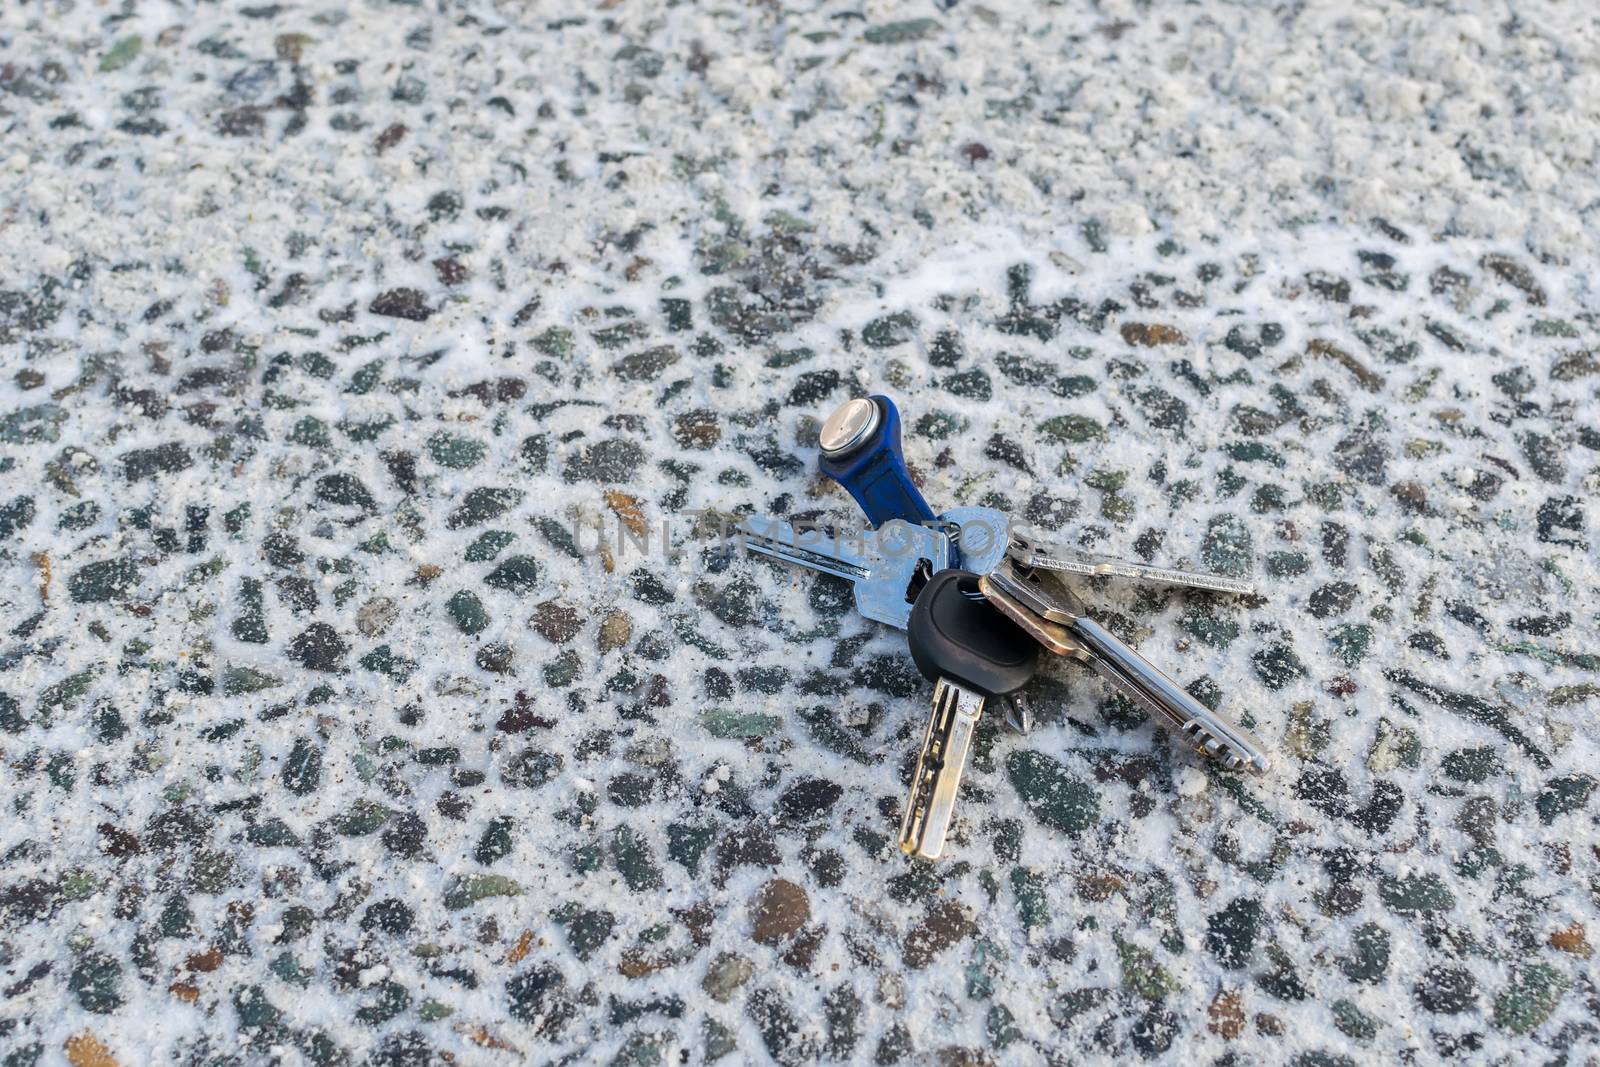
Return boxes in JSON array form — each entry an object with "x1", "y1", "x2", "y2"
[
  {"x1": 748, "y1": 985, "x2": 812, "y2": 1064},
  {"x1": 941, "y1": 369, "x2": 991, "y2": 400},
  {"x1": 69, "y1": 951, "x2": 123, "y2": 1013},
  {"x1": 1339, "y1": 922, "x2": 1390, "y2": 983},
  {"x1": 862, "y1": 311, "x2": 918, "y2": 348},
  {"x1": 361, "y1": 898, "x2": 415, "y2": 936},
  {"x1": 1480, "y1": 253, "x2": 1545, "y2": 306},
  {"x1": 1252, "y1": 641, "x2": 1306, "y2": 690},
  {"x1": 1006, "y1": 750, "x2": 1098, "y2": 837},
  {"x1": 613, "y1": 345, "x2": 679, "y2": 381},
  {"x1": 1297, "y1": 768, "x2": 1349, "y2": 818},
  {"x1": 1518, "y1": 432, "x2": 1565, "y2": 483},
  {"x1": 1307, "y1": 581, "x2": 1358, "y2": 618},
  {"x1": 448, "y1": 486, "x2": 523, "y2": 529},
  {"x1": 67, "y1": 558, "x2": 139, "y2": 603},
  {"x1": 1406, "y1": 631, "x2": 1449, "y2": 658},
  {"x1": 927, "y1": 328, "x2": 964, "y2": 366},
  {"x1": 608, "y1": 772, "x2": 655, "y2": 808},
  {"x1": 563, "y1": 439, "x2": 645, "y2": 483},
  {"x1": 1535, "y1": 773, "x2": 1595, "y2": 824},
  {"x1": 1415, "y1": 965, "x2": 1476, "y2": 1014},
  {"x1": 283, "y1": 738, "x2": 322, "y2": 795},
  {"x1": 288, "y1": 623, "x2": 348, "y2": 672},
  {"x1": 381, "y1": 812, "x2": 427, "y2": 858},
  {"x1": 984, "y1": 434, "x2": 1032, "y2": 473},
  {"x1": 0, "y1": 496, "x2": 35, "y2": 539},
  {"x1": 484, "y1": 555, "x2": 543, "y2": 596},
  {"x1": 787, "y1": 369, "x2": 841, "y2": 406},
  {"x1": 503, "y1": 747, "x2": 563, "y2": 789},
  {"x1": 475, "y1": 642, "x2": 514, "y2": 673},
  {"x1": 315, "y1": 473, "x2": 376, "y2": 510},
  {"x1": 447, "y1": 590, "x2": 490, "y2": 634},
  {"x1": 530, "y1": 599, "x2": 583, "y2": 643},
  {"x1": 778, "y1": 778, "x2": 843, "y2": 821},
  {"x1": 1305, "y1": 271, "x2": 1351, "y2": 302},
  {"x1": 1205, "y1": 897, "x2": 1262, "y2": 969},
  {"x1": 263, "y1": 531, "x2": 304, "y2": 568},
  {"x1": 1536, "y1": 495, "x2": 1583, "y2": 546},
  {"x1": 369, "y1": 288, "x2": 434, "y2": 321},
  {"x1": 474, "y1": 816, "x2": 515, "y2": 865},
  {"x1": 1332, "y1": 429, "x2": 1387, "y2": 485},
  {"x1": 1130, "y1": 1007, "x2": 1178, "y2": 1058},
  {"x1": 506, "y1": 965, "x2": 574, "y2": 1035}
]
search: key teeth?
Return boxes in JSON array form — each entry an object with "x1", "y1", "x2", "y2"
[{"x1": 1182, "y1": 721, "x2": 1256, "y2": 773}]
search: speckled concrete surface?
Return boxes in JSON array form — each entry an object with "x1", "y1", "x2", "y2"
[{"x1": 1, "y1": 2, "x2": 1598, "y2": 1065}]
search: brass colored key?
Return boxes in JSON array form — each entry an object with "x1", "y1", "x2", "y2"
[{"x1": 899, "y1": 570, "x2": 1038, "y2": 860}]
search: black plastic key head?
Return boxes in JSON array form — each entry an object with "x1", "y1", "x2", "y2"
[{"x1": 907, "y1": 570, "x2": 1039, "y2": 697}]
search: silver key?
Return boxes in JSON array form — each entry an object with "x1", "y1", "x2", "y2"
[
  {"x1": 981, "y1": 560, "x2": 1271, "y2": 774},
  {"x1": 901, "y1": 678, "x2": 983, "y2": 860},
  {"x1": 738, "y1": 516, "x2": 950, "y2": 629},
  {"x1": 1010, "y1": 531, "x2": 1257, "y2": 596}
]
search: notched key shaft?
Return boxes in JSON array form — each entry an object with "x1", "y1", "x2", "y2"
[
  {"x1": 900, "y1": 570, "x2": 1038, "y2": 860},
  {"x1": 900, "y1": 679, "x2": 985, "y2": 861},
  {"x1": 1011, "y1": 532, "x2": 1257, "y2": 596}
]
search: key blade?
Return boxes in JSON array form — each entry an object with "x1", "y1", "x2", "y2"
[
  {"x1": 740, "y1": 516, "x2": 952, "y2": 629},
  {"x1": 899, "y1": 679, "x2": 984, "y2": 860},
  {"x1": 1071, "y1": 617, "x2": 1271, "y2": 775},
  {"x1": 739, "y1": 518, "x2": 871, "y2": 583},
  {"x1": 1012, "y1": 535, "x2": 1257, "y2": 596}
]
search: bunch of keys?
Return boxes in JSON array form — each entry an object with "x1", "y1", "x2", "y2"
[{"x1": 739, "y1": 394, "x2": 1272, "y2": 859}]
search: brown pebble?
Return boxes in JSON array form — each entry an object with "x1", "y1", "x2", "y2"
[
  {"x1": 1075, "y1": 872, "x2": 1125, "y2": 901},
  {"x1": 15, "y1": 369, "x2": 44, "y2": 390},
  {"x1": 1389, "y1": 480, "x2": 1429, "y2": 514},
  {"x1": 184, "y1": 947, "x2": 223, "y2": 973},
  {"x1": 274, "y1": 33, "x2": 312, "y2": 62},
  {"x1": 374, "y1": 123, "x2": 407, "y2": 153},
  {"x1": 432, "y1": 256, "x2": 470, "y2": 286},
  {"x1": 1549, "y1": 922, "x2": 1592, "y2": 958},
  {"x1": 497, "y1": 692, "x2": 556, "y2": 733},
  {"x1": 603, "y1": 489, "x2": 647, "y2": 537},
  {"x1": 1120, "y1": 322, "x2": 1187, "y2": 346},
  {"x1": 750, "y1": 878, "x2": 810, "y2": 945},
  {"x1": 530, "y1": 599, "x2": 582, "y2": 643},
  {"x1": 1208, "y1": 990, "x2": 1245, "y2": 1039},
  {"x1": 618, "y1": 948, "x2": 675, "y2": 979},
  {"x1": 597, "y1": 610, "x2": 633, "y2": 652},
  {"x1": 903, "y1": 900, "x2": 975, "y2": 969},
  {"x1": 672, "y1": 410, "x2": 721, "y2": 450},
  {"x1": 1254, "y1": 1013, "x2": 1284, "y2": 1036},
  {"x1": 781, "y1": 924, "x2": 826, "y2": 971},
  {"x1": 65, "y1": 1031, "x2": 120, "y2": 1067}
]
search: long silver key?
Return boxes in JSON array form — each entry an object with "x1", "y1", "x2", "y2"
[
  {"x1": 738, "y1": 516, "x2": 950, "y2": 629},
  {"x1": 1010, "y1": 531, "x2": 1257, "y2": 596},
  {"x1": 981, "y1": 559, "x2": 1270, "y2": 774}
]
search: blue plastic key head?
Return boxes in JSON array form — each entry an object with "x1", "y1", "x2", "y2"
[{"x1": 816, "y1": 395, "x2": 937, "y2": 529}]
